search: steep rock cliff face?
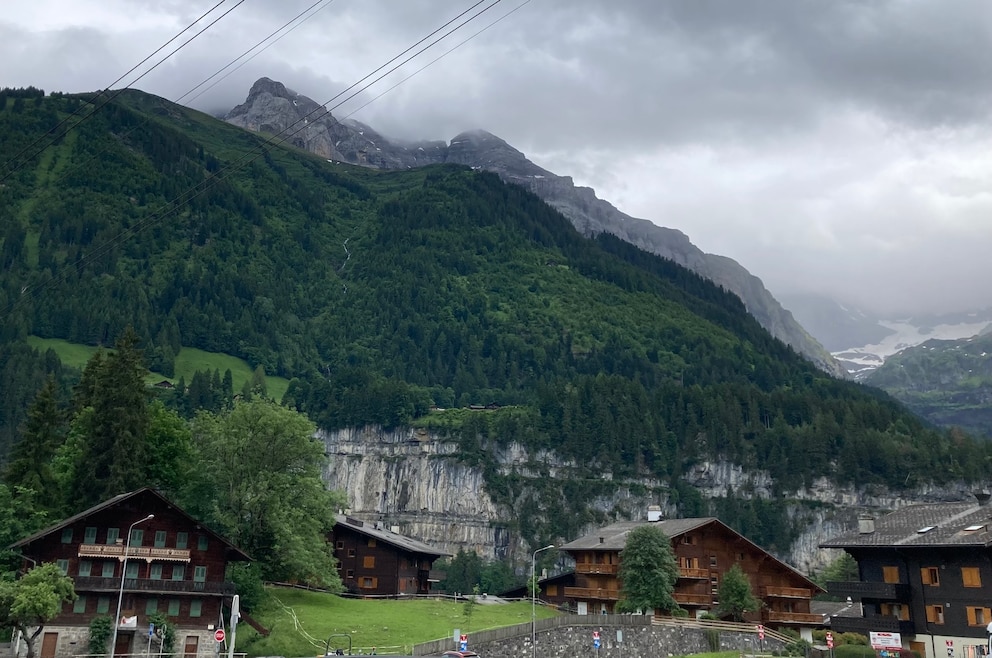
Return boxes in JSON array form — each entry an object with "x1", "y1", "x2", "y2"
[
  {"x1": 320, "y1": 426, "x2": 976, "y2": 573},
  {"x1": 224, "y1": 79, "x2": 844, "y2": 377}
]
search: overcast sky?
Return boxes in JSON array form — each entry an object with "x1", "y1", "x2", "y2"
[{"x1": 3, "y1": 0, "x2": 992, "y2": 315}]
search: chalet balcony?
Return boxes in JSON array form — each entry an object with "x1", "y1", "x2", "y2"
[
  {"x1": 74, "y1": 576, "x2": 235, "y2": 596},
  {"x1": 673, "y1": 592, "x2": 712, "y2": 606},
  {"x1": 829, "y1": 614, "x2": 915, "y2": 636},
  {"x1": 564, "y1": 586, "x2": 620, "y2": 600},
  {"x1": 826, "y1": 581, "x2": 910, "y2": 601},
  {"x1": 764, "y1": 611, "x2": 823, "y2": 625},
  {"x1": 679, "y1": 567, "x2": 710, "y2": 580},
  {"x1": 760, "y1": 586, "x2": 812, "y2": 599},
  {"x1": 576, "y1": 563, "x2": 619, "y2": 575},
  {"x1": 78, "y1": 544, "x2": 191, "y2": 562}
]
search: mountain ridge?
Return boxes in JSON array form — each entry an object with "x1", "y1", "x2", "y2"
[{"x1": 223, "y1": 78, "x2": 846, "y2": 377}]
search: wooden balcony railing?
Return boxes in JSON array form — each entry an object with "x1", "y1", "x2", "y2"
[
  {"x1": 764, "y1": 611, "x2": 823, "y2": 624},
  {"x1": 679, "y1": 567, "x2": 709, "y2": 580},
  {"x1": 760, "y1": 586, "x2": 812, "y2": 599},
  {"x1": 564, "y1": 586, "x2": 620, "y2": 600},
  {"x1": 78, "y1": 544, "x2": 191, "y2": 562},
  {"x1": 825, "y1": 581, "x2": 910, "y2": 601},
  {"x1": 74, "y1": 576, "x2": 234, "y2": 596},
  {"x1": 576, "y1": 563, "x2": 619, "y2": 575},
  {"x1": 673, "y1": 592, "x2": 712, "y2": 605}
]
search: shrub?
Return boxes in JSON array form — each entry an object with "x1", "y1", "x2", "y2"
[{"x1": 88, "y1": 616, "x2": 113, "y2": 655}]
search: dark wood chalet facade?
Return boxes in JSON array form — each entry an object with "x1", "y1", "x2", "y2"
[
  {"x1": 821, "y1": 498, "x2": 992, "y2": 658},
  {"x1": 330, "y1": 515, "x2": 449, "y2": 596},
  {"x1": 11, "y1": 488, "x2": 250, "y2": 658},
  {"x1": 560, "y1": 514, "x2": 822, "y2": 632}
]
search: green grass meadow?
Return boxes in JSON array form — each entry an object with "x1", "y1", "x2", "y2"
[
  {"x1": 241, "y1": 588, "x2": 557, "y2": 657},
  {"x1": 26, "y1": 337, "x2": 290, "y2": 401}
]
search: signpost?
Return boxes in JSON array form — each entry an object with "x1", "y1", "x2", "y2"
[
  {"x1": 758, "y1": 625, "x2": 765, "y2": 653},
  {"x1": 214, "y1": 629, "x2": 226, "y2": 644},
  {"x1": 827, "y1": 631, "x2": 834, "y2": 658},
  {"x1": 459, "y1": 634, "x2": 467, "y2": 652},
  {"x1": 593, "y1": 631, "x2": 600, "y2": 650},
  {"x1": 946, "y1": 640, "x2": 954, "y2": 658}
]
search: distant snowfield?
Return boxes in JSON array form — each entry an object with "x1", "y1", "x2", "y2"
[{"x1": 833, "y1": 319, "x2": 992, "y2": 376}]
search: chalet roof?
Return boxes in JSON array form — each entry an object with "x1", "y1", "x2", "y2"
[
  {"x1": 820, "y1": 500, "x2": 992, "y2": 549},
  {"x1": 10, "y1": 487, "x2": 252, "y2": 561},
  {"x1": 335, "y1": 515, "x2": 451, "y2": 558},
  {"x1": 560, "y1": 517, "x2": 715, "y2": 551},
  {"x1": 560, "y1": 517, "x2": 821, "y2": 592}
]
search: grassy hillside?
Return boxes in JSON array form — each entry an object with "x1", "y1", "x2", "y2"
[
  {"x1": 241, "y1": 587, "x2": 556, "y2": 657},
  {"x1": 25, "y1": 336, "x2": 290, "y2": 401}
]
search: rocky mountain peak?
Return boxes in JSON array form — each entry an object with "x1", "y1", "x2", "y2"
[{"x1": 223, "y1": 77, "x2": 846, "y2": 377}]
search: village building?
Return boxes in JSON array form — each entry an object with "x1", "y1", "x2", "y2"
[
  {"x1": 330, "y1": 515, "x2": 449, "y2": 596},
  {"x1": 821, "y1": 495, "x2": 992, "y2": 658},
  {"x1": 10, "y1": 488, "x2": 250, "y2": 658},
  {"x1": 559, "y1": 508, "x2": 822, "y2": 638}
]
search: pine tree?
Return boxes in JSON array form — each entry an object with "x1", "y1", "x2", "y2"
[{"x1": 3, "y1": 377, "x2": 64, "y2": 505}]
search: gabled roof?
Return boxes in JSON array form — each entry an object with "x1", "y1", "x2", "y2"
[
  {"x1": 334, "y1": 515, "x2": 451, "y2": 558},
  {"x1": 10, "y1": 487, "x2": 252, "y2": 561},
  {"x1": 821, "y1": 501, "x2": 992, "y2": 549},
  {"x1": 561, "y1": 517, "x2": 821, "y2": 592}
]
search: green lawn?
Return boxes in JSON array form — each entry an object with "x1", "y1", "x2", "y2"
[
  {"x1": 241, "y1": 588, "x2": 557, "y2": 657},
  {"x1": 25, "y1": 337, "x2": 289, "y2": 401}
]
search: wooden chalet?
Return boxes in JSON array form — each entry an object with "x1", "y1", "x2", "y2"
[
  {"x1": 821, "y1": 497, "x2": 992, "y2": 658},
  {"x1": 331, "y1": 515, "x2": 450, "y2": 596},
  {"x1": 559, "y1": 511, "x2": 822, "y2": 632},
  {"x1": 10, "y1": 488, "x2": 250, "y2": 658}
]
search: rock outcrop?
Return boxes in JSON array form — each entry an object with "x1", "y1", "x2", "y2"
[{"x1": 224, "y1": 79, "x2": 845, "y2": 377}]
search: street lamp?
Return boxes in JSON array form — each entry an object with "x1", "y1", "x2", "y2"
[
  {"x1": 110, "y1": 514, "x2": 154, "y2": 658},
  {"x1": 531, "y1": 544, "x2": 555, "y2": 653}
]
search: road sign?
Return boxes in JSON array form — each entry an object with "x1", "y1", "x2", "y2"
[
  {"x1": 947, "y1": 640, "x2": 954, "y2": 657},
  {"x1": 214, "y1": 629, "x2": 226, "y2": 643},
  {"x1": 593, "y1": 631, "x2": 600, "y2": 649},
  {"x1": 148, "y1": 623, "x2": 155, "y2": 638},
  {"x1": 757, "y1": 625, "x2": 765, "y2": 641},
  {"x1": 459, "y1": 634, "x2": 467, "y2": 652},
  {"x1": 826, "y1": 632, "x2": 834, "y2": 649}
]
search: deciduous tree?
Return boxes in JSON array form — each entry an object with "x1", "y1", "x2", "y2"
[
  {"x1": 616, "y1": 524, "x2": 681, "y2": 614},
  {"x1": 717, "y1": 563, "x2": 761, "y2": 621},
  {"x1": 0, "y1": 564, "x2": 76, "y2": 658}
]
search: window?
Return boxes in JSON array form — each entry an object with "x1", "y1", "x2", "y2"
[
  {"x1": 710, "y1": 556, "x2": 718, "y2": 568},
  {"x1": 925, "y1": 605, "x2": 944, "y2": 624},
  {"x1": 682, "y1": 535, "x2": 694, "y2": 545},
  {"x1": 97, "y1": 597, "x2": 110, "y2": 614},
  {"x1": 150, "y1": 564, "x2": 163, "y2": 580},
  {"x1": 367, "y1": 539, "x2": 376, "y2": 547},
  {"x1": 921, "y1": 567, "x2": 940, "y2": 586},
  {"x1": 336, "y1": 541, "x2": 344, "y2": 550},
  {"x1": 172, "y1": 565, "x2": 185, "y2": 581},
  {"x1": 102, "y1": 561, "x2": 115, "y2": 578},
  {"x1": 74, "y1": 595, "x2": 87, "y2": 614},
  {"x1": 61, "y1": 527, "x2": 73, "y2": 543},
  {"x1": 155, "y1": 531, "x2": 167, "y2": 548},
  {"x1": 547, "y1": 584, "x2": 558, "y2": 596},
  {"x1": 130, "y1": 528, "x2": 144, "y2": 546},
  {"x1": 84, "y1": 527, "x2": 97, "y2": 544},
  {"x1": 168, "y1": 599, "x2": 180, "y2": 616},
  {"x1": 347, "y1": 549, "x2": 356, "y2": 558},
  {"x1": 962, "y1": 567, "x2": 982, "y2": 587},
  {"x1": 360, "y1": 577, "x2": 377, "y2": 589},
  {"x1": 176, "y1": 532, "x2": 188, "y2": 549},
  {"x1": 193, "y1": 566, "x2": 206, "y2": 582},
  {"x1": 125, "y1": 561, "x2": 139, "y2": 578},
  {"x1": 190, "y1": 600, "x2": 202, "y2": 617},
  {"x1": 883, "y1": 566, "x2": 900, "y2": 583},
  {"x1": 346, "y1": 570, "x2": 355, "y2": 579},
  {"x1": 882, "y1": 603, "x2": 909, "y2": 620},
  {"x1": 197, "y1": 535, "x2": 208, "y2": 551},
  {"x1": 78, "y1": 560, "x2": 92, "y2": 577},
  {"x1": 363, "y1": 556, "x2": 375, "y2": 569},
  {"x1": 146, "y1": 598, "x2": 158, "y2": 615},
  {"x1": 967, "y1": 607, "x2": 991, "y2": 626},
  {"x1": 56, "y1": 559, "x2": 69, "y2": 574},
  {"x1": 106, "y1": 527, "x2": 120, "y2": 545}
]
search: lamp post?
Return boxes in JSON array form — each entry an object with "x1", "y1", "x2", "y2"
[
  {"x1": 110, "y1": 514, "x2": 154, "y2": 658},
  {"x1": 531, "y1": 544, "x2": 555, "y2": 653}
]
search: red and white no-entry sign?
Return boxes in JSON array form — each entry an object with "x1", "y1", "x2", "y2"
[{"x1": 214, "y1": 629, "x2": 226, "y2": 643}]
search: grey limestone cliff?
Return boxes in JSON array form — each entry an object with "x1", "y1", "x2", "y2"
[{"x1": 224, "y1": 78, "x2": 845, "y2": 377}]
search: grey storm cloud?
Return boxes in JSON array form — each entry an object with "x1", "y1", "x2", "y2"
[{"x1": 3, "y1": 0, "x2": 992, "y2": 315}]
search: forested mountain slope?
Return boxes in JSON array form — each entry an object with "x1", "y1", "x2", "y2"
[{"x1": 0, "y1": 87, "x2": 987, "y2": 508}]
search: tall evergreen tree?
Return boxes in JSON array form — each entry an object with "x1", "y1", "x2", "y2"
[{"x1": 3, "y1": 377, "x2": 64, "y2": 502}]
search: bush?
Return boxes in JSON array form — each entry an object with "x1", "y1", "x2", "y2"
[
  {"x1": 88, "y1": 616, "x2": 113, "y2": 655},
  {"x1": 705, "y1": 629, "x2": 721, "y2": 652},
  {"x1": 834, "y1": 644, "x2": 876, "y2": 658}
]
